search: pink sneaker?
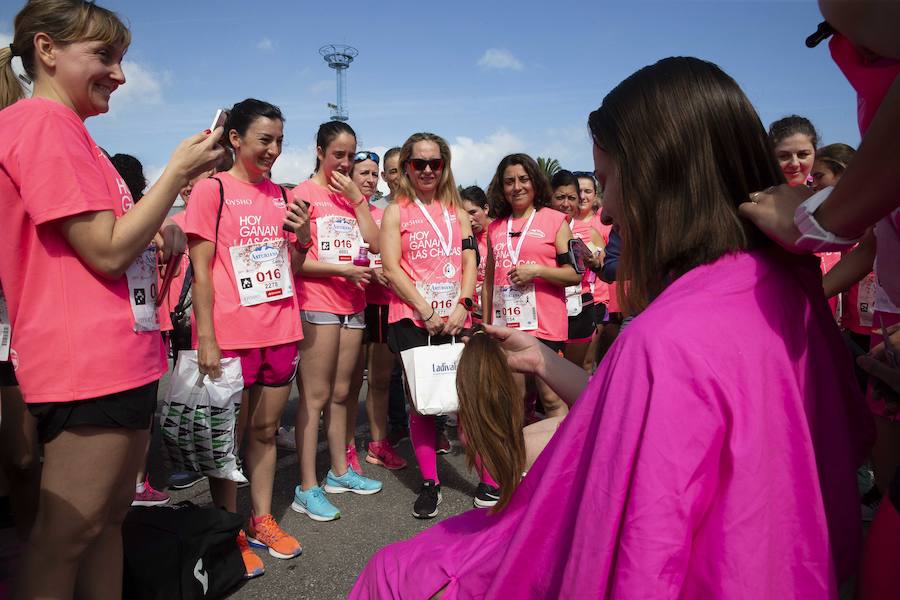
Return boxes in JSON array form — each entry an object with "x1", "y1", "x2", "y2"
[
  {"x1": 132, "y1": 478, "x2": 170, "y2": 507},
  {"x1": 366, "y1": 440, "x2": 407, "y2": 470},
  {"x1": 346, "y1": 444, "x2": 362, "y2": 474}
]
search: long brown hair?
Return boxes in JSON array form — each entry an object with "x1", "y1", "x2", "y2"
[
  {"x1": 395, "y1": 132, "x2": 461, "y2": 208},
  {"x1": 1, "y1": 0, "x2": 131, "y2": 110},
  {"x1": 456, "y1": 329, "x2": 525, "y2": 512},
  {"x1": 588, "y1": 57, "x2": 783, "y2": 315}
]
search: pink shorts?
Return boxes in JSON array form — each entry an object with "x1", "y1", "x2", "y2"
[{"x1": 222, "y1": 343, "x2": 300, "y2": 388}]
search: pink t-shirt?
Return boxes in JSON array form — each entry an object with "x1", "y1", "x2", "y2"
[
  {"x1": 292, "y1": 179, "x2": 367, "y2": 315},
  {"x1": 365, "y1": 203, "x2": 393, "y2": 307},
  {"x1": 474, "y1": 229, "x2": 489, "y2": 307},
  {"x1": 184, "y1": 172, "x2": 302, "y2": 350},
  {"x1": 0, "y1": 97, "x2": 167, "y2": 402},
  {"x1": 158, "y1": 211, "x2": 190, "y2": 333},
  {"x1": 388, "y1": 198, "x2": 469, "y2": 328},
  {"x1": 488, "y1": 208, "x2": 569, "y2": 342},
  {"x1": 570, "y1": 216, "x2": 598, "y2": 299}
]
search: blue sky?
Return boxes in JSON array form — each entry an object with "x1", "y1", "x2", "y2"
[{"x1": 1, "y1": 0, "x2": 860, "y2": 195}]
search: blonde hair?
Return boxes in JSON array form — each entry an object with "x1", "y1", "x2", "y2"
[
  {"x1": 395, "y1": 132, "x2": 461, "y2": 208},
  {"x1": 1, "y1": 0, "x2": 130, "y2": 110}
]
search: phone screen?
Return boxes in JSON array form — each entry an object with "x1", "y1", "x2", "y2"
[{"x1": 569, "y1": 238, "x2": 590, "y2": 274}]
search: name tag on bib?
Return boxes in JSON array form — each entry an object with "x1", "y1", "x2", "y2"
[
  {"x1": 229, "y1": 239, "x2": 293, "y2": 307},
  {"x1": 0, "y1": 287, "x2": 10, "y2": 361},
  {"x1": 493, "y1": 284, "x2": 538, "y2": 331},
  {"x1": 125, "y1": 246, "x2": 161, "y2": 332},
  {"x1": 565, "y1": 285, "x2": 583, "y2": 317},
  {"x1": 416, "y1": 280, "x2": 460, "y2": 319},
  {"x1": 858, "y1": 273, "x2": 877, "y2": 328},
  {"x1": 317, "y1": 215, "x2": 360, "y2": 265}
]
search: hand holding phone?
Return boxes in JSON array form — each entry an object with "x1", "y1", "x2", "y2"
[{"x1": 210, "y1": 108, "x2": 227, "y2": 132}]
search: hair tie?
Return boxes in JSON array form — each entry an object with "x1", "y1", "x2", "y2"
[{"x1": 8, "y1": 43, "x2": 16, "y2": 57}]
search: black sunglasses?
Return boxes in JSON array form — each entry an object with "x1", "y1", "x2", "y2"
[
  {"x1": 572, "y1": 171, "x2": 595, "y2": 179},
  {"x1": 407, "y1": 158, "x2": 444, "y2": 172},
  {"x1": 354, "y1": 151, "x2": 380, "y2": 164}
]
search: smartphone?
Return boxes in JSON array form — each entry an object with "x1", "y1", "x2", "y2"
[
  {"x1": 210, "y1": 108, "x2": 227, "y2": 132},
  {"x1": 568, "y1": 238, "x2": 590, "y2": 274},
  {"x1": 282, "y1": 198, "x2": 312, "y2": 233}
]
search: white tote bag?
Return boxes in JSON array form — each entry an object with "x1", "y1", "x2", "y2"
[
  {"x1": 400, "y1": 337, "x2": 464, "y2": 416},
  {"x1": 160, "y1": 350, "x2": 247, "y2": 482}
]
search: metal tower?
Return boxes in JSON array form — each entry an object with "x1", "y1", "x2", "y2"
[{"x1": 319, "y1": 44, "x2": 358, "y2": 122}]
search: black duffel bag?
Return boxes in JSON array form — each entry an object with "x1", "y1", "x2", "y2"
[{"x1": 123, "y1": 501, "x2": 244, "y2": 600}]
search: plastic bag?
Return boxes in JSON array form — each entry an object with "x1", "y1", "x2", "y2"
[
  {"x1": 400, "y1": 338, "x2": 463, "y2": 416},
  {"x1": 160, "y1": 351, "x2": 246, "y2": 482}
]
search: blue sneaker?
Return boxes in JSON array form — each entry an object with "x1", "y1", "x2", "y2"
[
  {"x1": 290, "y1": 485, "x2": 340, "y2": 522},
  {"x1": 323, "y1": 468, "x2": 382, "y2": 495}
]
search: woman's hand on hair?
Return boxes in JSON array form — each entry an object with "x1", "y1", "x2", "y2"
[
  {"x1": 167, "y1": 128, "x2": 226, "y2": 186},
  {"x1": 328, "y1": 171, "x2": 365, "y2": 205},
  {"x1": 481, "y1": 324, "x2": 545, "y2": 376},
  {"x1": 444, "y1": 305, "x2": 468, "y2": 336},
  {"x1": 508, "y1": 264, "x2": 541, "y2": 286},
  {"x1": 737, "y1": 184, "x2": 816, "y2": 253},
  {"x1": 197, "y1": 335, "x2": 223, "y2": 380},
  {"x1": 284, "y1": 199, "x2": 311, "y2": 243}
]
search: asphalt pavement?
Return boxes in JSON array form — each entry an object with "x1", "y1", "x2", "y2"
[{"x1": 148, "y1": 369, "x2": 480, "y2": 600}]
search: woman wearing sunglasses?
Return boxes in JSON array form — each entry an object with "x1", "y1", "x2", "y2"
[
  {"x1": 289, "y1": 122, "x2": 383, "y2": 523},
  {"x1": 380, "y1": 133, "x2": 486, "y2": 518},
  {"x1": 483, "y1": 155, "x2": 581, "y2": 419},
  {"x1": 344, "y1": 151, "x2": 408, "y2": 472},
  {"x1": 549, "y1": 170, "x2": 605, "y2": 371}
]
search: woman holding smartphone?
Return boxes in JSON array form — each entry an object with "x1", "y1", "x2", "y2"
[
  {"x1": 380, "y1": 133, "x2": 489, "y2": 517},
  {"x1": 549, "y1": 170, "x2": 605, "y2": 369},
  {"x1": 0, "y1": 1, "x2": 223, "y2": 596},
  {"x1": 483, "y1": 154, "x2": 581, "y2": 419},
  {"x1": 187, "y1": 98, "x2": 309, "y2": 576},
  {"x1": 290, "y1": 122, "x2": 383, "y2": 523}
]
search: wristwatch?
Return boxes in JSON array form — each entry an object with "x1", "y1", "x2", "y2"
[
  {"x1": 793, "y1": 187, "x2": 860, "y2": 252},
  {"x1": 458, "y1": 297, "x2": 475, "y2": 312}
]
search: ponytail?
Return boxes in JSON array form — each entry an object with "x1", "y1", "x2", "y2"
[
  {"x1": 0, "y1": 45, "x2": 25, "y2": 111},
  {"x1": 456, "y1": 328, "x2": 525, "y2": 512}
]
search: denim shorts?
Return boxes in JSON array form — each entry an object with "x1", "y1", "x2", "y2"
[{"x1": 301, "y1": 309, "x2": 366, "y2": 330}]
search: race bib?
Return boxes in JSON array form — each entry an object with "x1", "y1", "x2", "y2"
[
  {"x1": 858, "y1": 272, "x2": 877, "y2": 328},
  {"x1": 416, "y1": 280, "x2": 460, "y2": 319},
  {"x1": 317, "y1": 215, "x2": 361, "y2": 265},
  {"x1": 229, "y1": 239, "x2": 293, "y2": 307},
  {"x1": 125, "y1": 246, "x2": 161, "y2": 332},
  {"x1": 493, "y1": 284, "x2": 538, "y2": 331},
  {"x1": 565, "y1": 285, "x2": 583, "y2": 317},
  {"x1": 0, "y1": 286, "x2": 10, "y2": 362}
]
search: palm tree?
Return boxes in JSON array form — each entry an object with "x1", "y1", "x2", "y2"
[{"x1": 536, "y1": 156, "x2": 561, "y2": 180}]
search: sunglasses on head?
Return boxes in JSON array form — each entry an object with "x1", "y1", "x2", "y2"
[
  {"x1": 407, "y1": 158, "x2": 444, "y2": 172},
  {"x1": 354, "y1": 151, "x2": 380, "y2": 164},
  {"x1": 572, "y1": 171, "x2": 595, "y2": 179}
]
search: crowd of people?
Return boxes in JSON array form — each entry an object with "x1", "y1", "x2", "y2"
[{"x1": 1, "y1": 0, "x2": 899, "y2": 598}]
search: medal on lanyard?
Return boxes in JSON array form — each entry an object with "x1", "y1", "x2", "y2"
[
  {"x1": 414, "y1": 198, "x2": 453, "y2": 257},
  {"x1": 506, "y1": 208, "x2": 537, "y2": 264}
]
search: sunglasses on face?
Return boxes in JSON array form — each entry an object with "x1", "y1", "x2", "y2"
[
  {"x1": 407, "y1": 158, "x2": 444, "y2": 172},
  {"x1": 354, "y1": 151, "x2": 380, "y2": 164}
]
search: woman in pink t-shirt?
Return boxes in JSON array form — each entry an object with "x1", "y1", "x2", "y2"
[
  {"x1": 483, "y1": 154, "x2": 581, "y2": 421},
  {"x1": 549, "y1": 170, "x2": 605, "y2": 370},
  {"x1": 344, "y1": 152, "x2": 407, "y2": 473},
  {"x1": 576, "y1": 172, "x2": 610, "y2": 371},
  {"x1": 290, "y1": 121, "x2": 383, "y2": 523},
  {"x1": 381, "y1": 133, "x2": 480, "y2": 518},
  {"x1": 460, "y1": 185, "x2": 493, "y2": 323},
  {"x1": 186, "y1": 99, "x2": 311, "y2": 576},
  {"x1": 0, "y1": 2, "x2": 223, "y2": 597}
]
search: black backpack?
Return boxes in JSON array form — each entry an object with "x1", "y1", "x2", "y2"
[{"x1": 123, "y1": 501, "x2": 244, "y2": 600}]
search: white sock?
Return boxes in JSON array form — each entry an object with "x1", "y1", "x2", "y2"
[{"x1": 136, "y1": 481, "x2": 146, "y2": 493}]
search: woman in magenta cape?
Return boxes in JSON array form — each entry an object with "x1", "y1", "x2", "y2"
[{"x1": 350, "y1": 57, "x2": 869, "y2": 599}]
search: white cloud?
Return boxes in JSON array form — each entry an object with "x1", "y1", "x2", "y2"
[
  {"x1": 477, "y1": 48, "x2": 524, "y2": 72},
  {"x1": 257, "y1": 37, "x2": 274, "y2": 51},
  {"x1": 450, "y1": 130, "x2": 524, "y2": 187},
  {"x1": 307, "y1": 80, "x2": 333, "y2": 95},
  {"x1": 113, "y1": 60, "x2": 165, "y2": 106},
  {"x1": 271, "y1": 145, "x2": 318, "y2": 185}
]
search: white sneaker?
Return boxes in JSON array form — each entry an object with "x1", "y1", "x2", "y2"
[{"x1": 276, "y1": 426, "x2": 297, "y2": 450}]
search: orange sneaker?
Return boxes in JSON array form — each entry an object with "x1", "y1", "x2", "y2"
[
  {"x1": 236, "y1": 530, "x2": 265, "y2": 579},
  {"x1": 247, "y1": 513, "x2": 302, "y2": 559}
]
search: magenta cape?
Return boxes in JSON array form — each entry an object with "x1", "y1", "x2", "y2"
[{"x1": 351, "y1": 250, "x2": 870, "y2": 599}]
